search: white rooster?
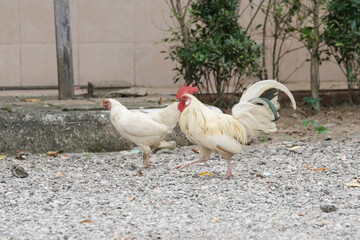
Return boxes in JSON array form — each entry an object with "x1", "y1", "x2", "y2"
[
  {"x1": 172, "y1": 80, "x2": 296, "y2": 178},
  {"x1": 101, "y1": 99, "x2": 179, "y2": 168}
]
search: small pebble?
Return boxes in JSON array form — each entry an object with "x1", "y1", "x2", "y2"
[{"x1": 320, "y1": 204, "x2": 337, "y2": 213}]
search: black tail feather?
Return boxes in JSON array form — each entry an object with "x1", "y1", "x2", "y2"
[{"x1": 260, "y1": 88, "x2": 278, "y2": 101}]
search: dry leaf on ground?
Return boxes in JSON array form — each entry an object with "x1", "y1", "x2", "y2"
[
  {"x1": 0, "y1": 155, "x2": 6, "y2": 160},
  {"x1": 79, "y1": 219, "x2": 94, "y2": 224},
  {"x1": 199, "y1": 172, "x2": 214, "y2": 176},
  {"x1": 56, "y1": 171, "x2": 63, "y2": 176},
  {"x1": 60, "y1": 154, "x2": 69, "y2": 160},
  {"x1": 315, "y1": 221, "x2": 328, "y2": 227},
  {"x1": 11, "y1": 165, "x2": 29, "y2": 178},
  {"x1": 128, "y1": 196, "x2": 136, "y2": 201},
  {"x1": 121, "y1": 236, "x2": 132, "y2": 240},
  {"x1": 344, "y1": 179, "x2": 360, "y2": 187},
  {"x1": 15, "y1": 151, "x2": 29, "y2": 160},
  {"x1": 191, "y1": 148, "x2": 200, "y2": 154},
  {"x1": 46, "y1": 151, "x2": 59, "y2": 157},
  {"x1": 257, "y1": 180, "x2": 279, "y2": 184},
  {"x1": 305, "y1": 163, "x2": 328, "y2": 172},
  {"x1": 288, "y1": 146, "x2": 301, "y2": 151},
  {"x1": 24, "y1": 98, "x2": 41, "y2": 102}
]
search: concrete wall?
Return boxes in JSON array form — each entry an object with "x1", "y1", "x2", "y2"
[{"x1": 0, "y1": 0, "x2": 347, "y2": 90}]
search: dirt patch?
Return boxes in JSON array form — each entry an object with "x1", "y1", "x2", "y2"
[{"x1": 263, "y1": 103, "x2": 360, "y2": 144}]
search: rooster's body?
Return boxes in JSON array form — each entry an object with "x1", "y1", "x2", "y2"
[
  {"x1": 172, "y1": 80, "x2": 296, "y2": 178},
  {"x1": 102, "y1": 99, "x2": 179, "y2": 168}
]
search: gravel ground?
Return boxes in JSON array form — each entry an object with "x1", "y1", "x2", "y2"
[{"x1": 1, "y1": 134, "x2": 359, "y2": 240}]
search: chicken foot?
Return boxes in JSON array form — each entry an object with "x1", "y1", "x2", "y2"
[{"x1": 171, "y1": 159, "x2": 206, "y2": 170}]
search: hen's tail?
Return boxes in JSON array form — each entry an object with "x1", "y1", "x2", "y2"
[{"x1": 231, "y1": 80, "x2": 296, "y2": 137}]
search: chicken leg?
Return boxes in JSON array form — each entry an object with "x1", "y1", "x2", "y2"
[
  {"x1": 172, "y1": 147, "x2": 211, "y2": 171},
  {"x1": 171, "y1": 159, "x2": 207, "y2": 170},
  {"x1": 224, "y1": 158, "x2": 233, "y2": 178},
  {"x1": 142, "y1": 153, "x2": 150, "y2": 168}
]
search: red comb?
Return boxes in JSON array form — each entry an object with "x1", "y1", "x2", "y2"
[{"x1": 176, "y1": 83, "x2": 198, "y2": 99}]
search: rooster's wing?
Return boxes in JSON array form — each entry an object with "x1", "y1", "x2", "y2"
[{"x1": 181, "y1": 108, "x2": 247, "y2": 155}]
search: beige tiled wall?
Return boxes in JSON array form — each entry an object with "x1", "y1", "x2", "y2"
[{"x1": 0, "y1": 0, "x2": 346, "y2": 90}]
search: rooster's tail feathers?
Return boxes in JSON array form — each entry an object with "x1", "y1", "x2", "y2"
[
  {"x1": 240, "y1": 80, "x2": 296, "y2": 110},
  {"x1": 232, "y1": 80, "x2": 296, "y2": 137},
  {"x1": 249, "y1": 97, "x2": 279, "y2": 121}
]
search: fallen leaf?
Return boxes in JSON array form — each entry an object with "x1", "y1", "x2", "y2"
[
  {"x1": 266, "y1": 180, "x2": 279, "y2": 183},
  {"x1": 315, "y1": 221, "x2": 327, "y2": 227},
  {"x1": 24, "y1": 98, "x2": 41, "y2": 102},
  {"x1": 199, "y1": 172, "x2": 214, "y2": 176},
  {"x1": 15, "y1": 151, "x2": 29, "y2": 160},
  {"x1": 344, "y1": 179, "x2": 360, "y2": 188},
  {"x1": 305, "y1": 163, "x2": 328, "y2": 172},
  {"x1": 128, "y1": 196, "x2": 136, "y2": 201},
  {"x1": 138, "y1": 170, "x2": 143, "y2": 176},
  {"x1": 153, "y1": 188, "x2": 162, "y2": 193},
  {"x1": 288, "y1": 146, "x2": 301, "y2": 151},
  {"x1": 60, "y1": 154, "x2": 69, "y2": 160},
  {"x1": 255, "y1": 173, "x2": 266, "y2": 178},
  {"x1": 298, "y1": 213, "x2": 305, "y2": 216},
  {"x1": 121, "y1": 236, "x2": 132, "y2": 240},
  {"x1": 191, "y1": 148, "x2": 200, "y2": 154},
  {"x1": 311, "y1": 168, "x2": 328, "y2": 172},
  {"x1": 0, "y1": 155, "x2": 6, "y2": 160},
  {"x1": 150, "y1": 200, "x2": 155, "y2": 204},
  {"x1": 46, "y1": 151, "x2": 59, "y2": 157},
  {"x1": 268, "y1": 212, "x2": 277, "y2": 217},
  {"x1": 11, "y1": 164, "x2": 29, "y2": 178},
  {"x1": 79, "y1": 219, "x2": 94, "y2": 224},
  {"x1": 257, "y1": 180, "x2": 279, "y2": 184},
  {"x1": 213, "y1": 217, "x2": 219, "y2": 223},
  {"x1": 158, "y1": 97, "x2": 162, "y2": 105},
  {"x1": 56, "y1": 171, "x2": 63, "y2": 176}
]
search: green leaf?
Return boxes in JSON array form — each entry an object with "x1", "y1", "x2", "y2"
[
  {"x1": 300, "y1": 119, "x2": 314, "y2": 128},
  {"x1": 334, "y1": 42, "x2": 344, "y2": 47},
  {"x1": 260, "y1": 136, "x2": 269, "y2": 141},
  {"x1": 314, "y1": 126, "x2": 328, "y2": 134},
  {"x1": 303, "y1": 96, "x2": 322, "y2": 109}
]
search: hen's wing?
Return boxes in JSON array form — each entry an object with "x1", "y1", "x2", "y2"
[{"x1": 112, "y1": 110, "x2": 168, "y2": 137}]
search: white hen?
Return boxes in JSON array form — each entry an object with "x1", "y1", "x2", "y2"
[{"x1": 101, "y1": 99, "x2": 179, "y2": 168}]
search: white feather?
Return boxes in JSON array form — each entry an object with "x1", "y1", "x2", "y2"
[
  {"x1": 179, "y1": 94, "x2": 247, "y2": 159},
  {"x1": 239, "y1": 80, "x2": 296, "y2": 109},
  {"x1": 107, "y1": 99, "x2": 179, "y2": 152},
  {"x1": 232, "y1": 80, "x2": 296, "y2": 137}
]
